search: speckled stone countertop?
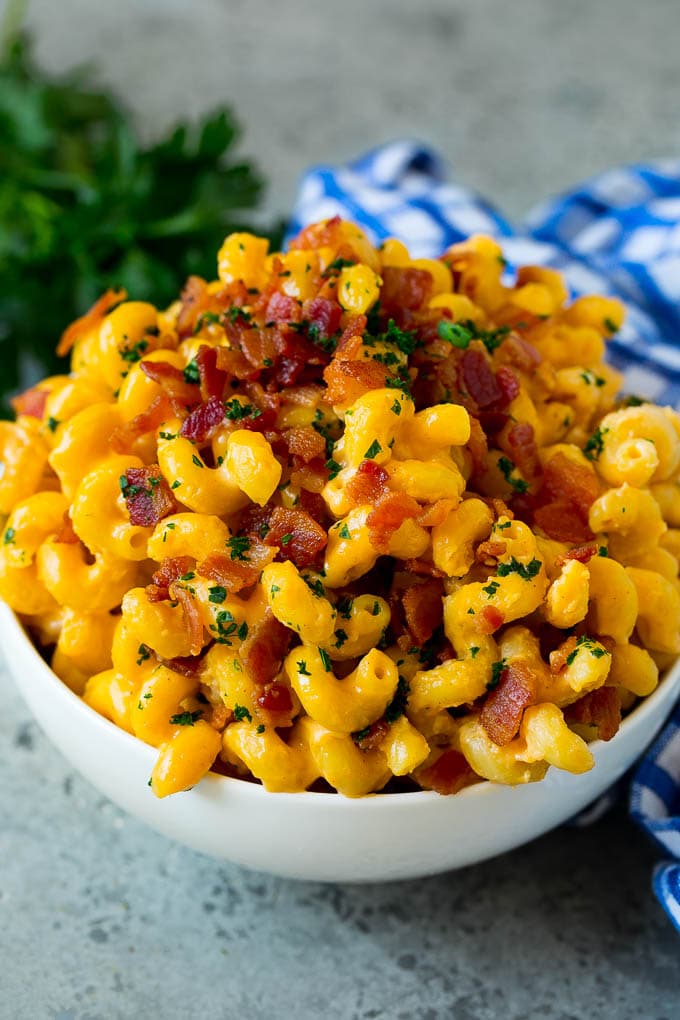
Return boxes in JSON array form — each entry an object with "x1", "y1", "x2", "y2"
[{"x1": 3, "y1": 1, "x2": 680, "y2": 1016}]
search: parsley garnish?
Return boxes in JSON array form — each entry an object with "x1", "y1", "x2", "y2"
[
  {"x1": 226, "y1": 536, "x2": 250, "y2": 561},
  {"x1": 603, "y1": 317, "x2": 619, "y2": 334},
  {"x1": 170, "y1": 710, "x2": 203, "y2": 726},
  {"x1": 322, "y1": 257, "x2": 356, "y2": 277},
  {"x1": 437, "y1": 318, "x2": 511, "y2": 354},
  {"x1": 159, "y1": 430, "x2": 177, "y2": 440},
  {"x1": 391, "y1": 399, "x2": 402, "y2": 415},
  {"x1": 233, "y1": 704, "x2": 252, "y2": 722},
  {"x1": 226, "y1": 306, "x2": 252, "y2": 324},
  {"x1": 470, "y1": 646, "x2": 480, "y2": 659},
  {"x1": 338, "y1": 523, "x2": 352, "y2": 540},
  {"x1": 381, "y1": 319, "x2": 418, "y2": 355},
  {"x1": 46, "y1": 416, "x2": 59, "y2": 433},
  {"x1": 280, "y1": 533, "x2": 293, "y2": 546},
  {"x1": 487, "y1": 659, "x2": 507, "y2": 690},
  {"x1": 237, "y1": 621, "x2": 248, "y2": 640},
  {"x1": 180, "y1": 571, "x2": 195, "y2": 581},
  {"x1": 584, "y1": 426, "x2": 609, "y2": 461},
  {"x1": 496, "y1": 557, "x2": 542, "y2": 580},
  {"x1": 385, "y1": 676, "x2": 410, "y2": 723},
  {"x1": 136, "y1": 644, "x2": 151, "y2": 666},
  {"x1": 334, "y1": 629, "x2": 348, "y2": 649},
  {"x1": 208, "y1": 585, "x2": 227, "y2": 604},
  {"x1": 498, "y1": 455, "x2": 529, "y2": 493},
  {"x1": 482, "y1": 580, "x2": 500, "y2": 598},
  {"x1": 183, "y1": 360, "x2": 200, "y2": 385},
  {"x1": 297, "y1": 660, "x2": 311, "y2": 676},
  {"x1": 363, "y1": 439, "x2": 382, "y2": 460},
  {"x1": 598, "y1": 546, "x2": 608, "y2": 557},
  {"x1": 171, "y1": 480, "x2": 181, "y2": 489},
  {"x1": 3, "y1": 527, "x2": 16, "y2": 546},
  {"x1": 224, "y1": 399, "x2": 262, "y2": 421},
  {"x1": 325, "y1": 458, "x2": 342, "y2": 480},
  {"x1": 120, "y1": 338, "x2": 149, "y2": 363},
  {"x1": 256, "y1": 724, "x2": 265, "y2": 734},
  {"x1": 195, "y1": 311, "x2": 221, "y2": 332},
  {"x1": 318, "y1": 648, "x2": 332, "y2": 672},
  {"x1": 191, "y1": 454, "x2": 203, "y2": 468}
]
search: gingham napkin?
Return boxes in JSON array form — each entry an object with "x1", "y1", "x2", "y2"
[{"x1": 288, "y1": 141, "x2": 680, "y2": 928}]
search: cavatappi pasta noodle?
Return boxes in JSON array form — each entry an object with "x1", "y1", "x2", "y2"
[{"x1": 2, "y1": 218, "x2": 679, "y2": 798}]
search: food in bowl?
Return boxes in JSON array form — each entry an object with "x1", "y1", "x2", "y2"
[{"x1": 1, "y1": 218, "x2": 679, "y2": 803}]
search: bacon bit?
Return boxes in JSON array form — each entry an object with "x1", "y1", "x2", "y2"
[
  {"x1": 198, "y1": 542, "x2": 276, "y2": 594},
  {"x1": 481, "y1": 661, "x2": 536, "y2": 745},
  {"x1": 238, "y1": 327, "x2": 279, "y2": 371},
  {"x1": 477, "y1": 411, "x2": 510, "y2": 434},
  {"x1": 175, "y1": 276, "x2": 208, "y2": 337},
  {"x1": 555, "y1": 542, "x2": 600, "y2": 567},
  {"x1": 169, "y1": 585, "x2": 204, "y2": 656},
  {"x1": 402, "y1": 578, "x2": 444, "y2": 644},
  {"x1": 381, "y1": 266, "x2": 433, "y2": 313},
  {"x1": 179, "y1": 396, "x2": 225, "y2": 443},
  {"x1": 475, "y1": 539, "x2": 507, "y2": 564},
  {"x1": 297, "y1": 489, "x2": 329, "y2": 526},
  {"x1": 419, "y1": 749, "x2": 478, "y2": 795},
  {"x1": 195, "y1": 345, "x2": 228, "y2": 401},
  {"x1": 302, "y1": 296, "x2": 343, "y2": 340},
  {"x1": 57, "y1": 288, "x2": 126, "y2": 356},
  {"x1": 506, "y1": 422, "x2": 541, "y2": 482},
  {"x1": 284, "y1": 426, "x2": 326, "y2": 463},
  {"x1": 542, "y1": 452, "x2": 599, "y2": 518},
  {"x1": 289, "y1": 215, "x2": 344, "y2": 251},
  {"x1": 214, "y1": 344, "x2": 259, "y2": 381},
  {"x1": 461, "y1": 348, "x2": 502, "y2": 408},
  {"x1": 534, "y1": 502, "x2": 594, "y2": 544},
  {"x1": 209, "y1": 701, "x2": 230, "y2": 731},
  {"x1": 478, "y1": 605, "x2": 505, "y2": 634},
  {"x1": 346, "y1": 459, "x2": 390, "y2": 505},
  {"x1": 110, "y1": 393, "x2": 175, "y2": 453},
  {"x1": 162, "y1": 655, "x2": 203, "y2": 678},
  {"x1": 494, "y1": 365, "x2": 520, "y2": 406},
  {"x1": 353, "y1": 719, "x2": 391, "y2": 751},
  {"x1": 335, "y1": 315, "x2": 368, "y2": 355},
  {"x1": 564, "y1": 686, "x2": 621, "y2": 741},
  {"x1": 323, "y1": 357, "x2": 389, "y2": 406},
  {"x1": 266, "y1": 291, "x2": 301, "y2": 324},
  {"x1": 122, "y1": 465, "x2": 177, "y2": 528},
  {"x1": 417, "y1": 498, "x2": 456, "y2": 528},
  {"x1": 265, "y1": 506, "x2": 327, "y2": 568},
  {"x1": 256, "y1": 682, "x2": 294, "y2": 714},
  {"x1": 147, "y1": 556, "x2": 195, "y2": 602},
  {"x1": 466, "y1": 416, "x2": 489, "y2": 475},
  {"x1": 401, "y1": 558, "x2": 446, "y2": 578},
  {"x1": 367, "y1": 492, "x2": 421, "y2": 553},
  {"x1": 54, "y1": 512, "x2": 80, "y2": 545},
  {"x1": 240, "y1": 611, "x2": 292, "y2": 684},
  {"x1": 549, "y1": 635, "x2": 579, "y2": 674},
  {"x1": 11, "y1": 385, "x2": 48, "y2": 419},
  {"x1": 141, "y1": 359, "x2": 200, "y2": 406},
  {"x1": 496, "y1": 334, "x2": 542, "y2": 373}
]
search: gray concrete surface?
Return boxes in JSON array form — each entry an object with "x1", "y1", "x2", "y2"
[{"x1": 3, "y1": 1, "x2": 680, "y2": 1017}]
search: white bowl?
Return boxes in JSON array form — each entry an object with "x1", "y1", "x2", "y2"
[{"x1": 2, "y1": 601, "x2": 679, "y2": 882}]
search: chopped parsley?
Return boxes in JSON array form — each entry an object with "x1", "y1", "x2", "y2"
[
  {"x1": 338, "y1": 523, "x2": 352, "y2": 540},
  {"x1": 325, "y1": 458, "x2": 342, "y2": 480},
  {"x1": 303, "y1": 575, "x2": 326, "y2": 598},
  {"x1": 437, "y1": 318, "x2": 511, "y2": 354},
  {"x1": 191, "y1": 454, "x2": 203, "y2": 468},
  {"x1": 318, "y1": 648, "x2": 332, "y2": 672},
  {"x1": 256, "y1": 724, "x2": 265, "y2": 734},
  {"x1": 487, "y1": 659, "x2": 507, "y2": 690},
  {"x1": 498, "y1": 456, "x2": 529, "y2": 494},
  {"x1": 170, "y1": 710, "x2": 203, "y2": 726},
  {"x1": 120, "y1": 338, "x2": 149, "y2": 363},
  {"x1": 482, "y1": 580, "x2": 500, "y2": 598},
  {"x1": 391, "y1": 399, "x2": 402, "y2": 416},
  {"x1": 224, "y1": 399, "x2": 262, "y2": 422},
  {"x1": 297, "y1": 660, "x2": 311, "y2": 676},
  {"x1": 136, "y1": 644, "x2": 151, "y2": 666},
  {"x1": 381, "y1": 319, "x2": 418, "y2": 355},
  {"x1": 183, "y1": 359, "x2": 200, "y2": 385},
  {"x1": 580, "y1": 369, "x2": 606, "y2": 388},
  {"x1": 603, "y1": 317, "x2": 619, "y2": 334},
  {"x1": 470, "y1": 646, "x2": 480, "y2": 659},
  {"x1": 322, "y1": 257, "x2": 356, "y2": 277},
  {"x1": 280, "y1": 533, "x2": 293, "y2": 546},
  {"x1": 226, "y1": 306, "x2": 252, "y2": 324},
  {"x1": 46, "y1": 416, "x2": 59, "y2": 433},
  {"x1": 159, "y1": 430, "x2": 177, "y2": 440},
  {"x1": 3, "y1": 527, "x2": 15, "y2": 545},
  {"x1": 226, "y1": 536, "x2": 250, "y2": 561},
  {"x1": 363, "y1": 439, "x2": 382, "y2": 460},
  {"x1": 496, "y1": 557, "x2": 542, "y2": 580},
  {"x1": 334, "y1": 629, "x2": 349, "y2": 649},
  {"x1": 233, "y1": 704, "x2": 252, "y2": 722},
  {"x1": 336, "y1": 596, "x2": 353, "y2": 619},
  {"x1": 237, "y1": 621, "x2": 248, "y2": 640},
  {"x1": 208, "y1": 585, "x2": 227, "y2": 604},
  {"x1": 179, "y1": 571, "x2": 195, "y2": 581},
  {"x1": 385, "y1": 675, "x2": 410, "y2": 723},
  {"x1": 566, "y1": 635, "x2": 609, "y2": 665},
  {"x1": 194, "y1": 311, "x2": 221, "y2": 332},
  {"x1": 270, "y1": 584, "x2": 281, "y2": 597},
  {"x1": 212, "y1": 609, "x2": 238, "y2": 644},
  {"x1": 584, "y1": 426, "x2": 609, "y2": 461},
  {"x1": 171, "y1": 480, "x2": 181, "y2": 489},
  {"x1": 598, "y1": 546, "x2": 608, "y2": 557}
]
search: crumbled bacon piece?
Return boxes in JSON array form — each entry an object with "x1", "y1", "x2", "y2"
[
  {"x1": 169, "y1": 585, "x2": 204, "y2": 656},
  {"x1": 198, "y1": 541, "x2": 276, "y2": 594},
  {"x1": 122, "y1": 465, "x2": 177, "y2": 528},
  {"x1": 284, "y1": 426, "x2": 326, "y2": 463},
  {"x1": 466, "y1": 416, "x2": 489, "y2": 475},
  {"x1": 141, "y1": 359, "x2": 200, "y2": 406},
  {"x1": 288, "y1": 215, "x2": 344, "y2": 251},
  {"x1": 419, "y1": 749, "x2": 478, "y2": 795},
  {"x1": 534, "y1": 502, "x2": 594, "y2": 544},
  {"x1": 265, "y1": 506, "x2": 327, "y2": 568},
  {"x1": 111, "y1": 393, "x2": 175, "y2": 453},
  {"x1": 179, "y1": 396, "x2": 225, "y2": 443},
  {"x1": 555, "y1": 542, "x2": 600, "y2": 567},
  {"x1": 402, "y1": 578, "x2": 444, "y2": 644},
  {"x1": 367, "y1": 492, "x2": 421, "y2": 553},
  {"x1": 549, "y1": 636, "x2": 579, "y2": 674},
  {"x1": 162, "y1": 655, "x2": 203, "y2": 678},
  {"x1": 475, "y1": 539, "x2": 507, "y2": 564},
  {"x1": 214, "y1": 344, "x2": 260, "y2": 381},
  {"x1": 353, "y1": 719, "x2": 390, "y2": 751},
  {"x1": 496, "y1": 334, "x2": 542, "y2": 373},
  {"x1": 146, "y1": 556, "x2": 195, "y2": 602},
  {"x1": 565, "y1": 686, "x2": 621, "y2": 741},
  {"x1": 401, "y1": 558, "x2": 446, "y2": 578},
  {"x1": 196, "y1": 345, "x2": 228, "y2": 401},
  {"x1": 302, "y1": 297, "x2": 343, "y2": 340},
  {"x1": 57, "y1": 288, "x2": 126, "y2": 356},
  {"x1": 380, "y1": 266, "x2": 433, "y2": 313},
  {"x1": 256, "y1": 682, "x2": 294, "y2": 714},
  {"x1": 542, "y1": 452, "x2": 599, "y2": 518},
  {"x1": 416, "y1": 499, "x2": 456, "y2": 528},
  {"x1": 266, "y1": 292, "x2": 301, "y2": 324},
  {"x1": 507, "y1": 422, "x2": 540, "y2": 481},
  {"x1": 481, "y1": 661, "x2": 536, "y2": 745},
  {"x1": 346, "y1": 460, "x2": 390, "y2": 505},
  {"x1": 238, "y1": 327, "x2": 279, "y2": 371},
  {"x1": 461, "y1": 348, "x2": 502, "y2": 408},
  {"x1": 478, "y1": 605, "x2": 505, "y2": 634},
  {"x1": 323, "y1": 358, "x2": 389, "y2": 406},
  {"x1": 240, "y1": 611, "x2": 292, "y2": 684},
  {"x1": 11, "y1": 385, "x2": 48, "y2": 419},
  {"x1": 494, "y1": 365, "x2": 520, "y2": 406},
  {"x1": 54, "y1": 512, "x2": 80, "y2": 545}
]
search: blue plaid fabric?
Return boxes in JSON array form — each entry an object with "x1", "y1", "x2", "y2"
[{"x1": 289, "y1": 140, "x2": 680, "y2": 927}]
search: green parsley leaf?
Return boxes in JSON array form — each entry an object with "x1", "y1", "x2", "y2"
[
  {"x1": 487, "y1": 659, "x2": 507, "y2": 690},
  {"x1": 191, "y1": 453, "x2": 203, "y2": 468},
  {"x1": 226, "y1": 536, "x2": 250, "y2": 561},
  {"x1": 135, "y1": 644, "x2": 151, "y2": 666},
  {"x1": 363, "y1": 439, "x2": 382, "y2": 460},
  {"x1": 496, "y1": 557, "x2": 542, "y2": 580},
  {"x1": 498, "y1": 455, "x2": 529, "y2": 493},
  {"x1": 584, "y1": 426, "x2": 609, "y2": 461},
  {"x1": 325, "y1": 458, "x2": 342, "y2": 480},
  {"x1": 3, "y1": 527, "x2": 16, "y2": 545},
  {"x1": 385, "y1": 675, "x2": 410, "y2": 723},
  {"x1": 297, "y1": 660, "x2": 311, "y2": 676},
  {"x1": 183, "y1": 360, "x2": 200, "y2": 385},
  {"x1": 318, "y1": 647, "x2": 332, "y2": 672},
  {"x1": 170, "y1": 710, "x2": 203, "y2": 726},
  {"x1": 208, "y1": 585, "x2": 227, "y2": 604},
  {"x1": 46, "y1": 416, "x2": 59, "y2": 433},
  {"x1": 338, "y1": 523, "x2": 352, "y2": 540},
  {"x1": 233, "y1": 704, "x2": 252, "y2": 722}
]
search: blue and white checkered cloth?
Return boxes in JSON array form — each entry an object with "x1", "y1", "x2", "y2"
[{"x1": 289, "y1": 140, "x2": 680, "y2": 928}]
